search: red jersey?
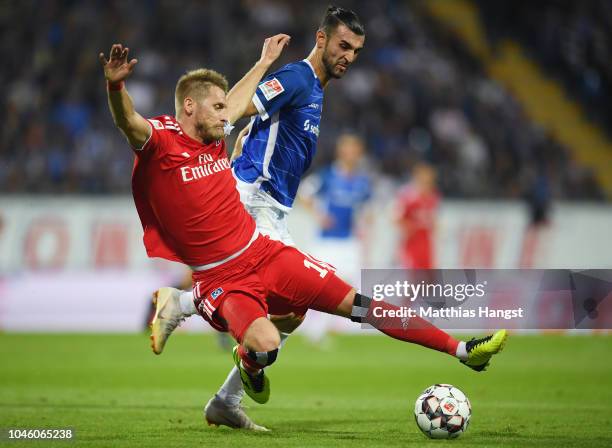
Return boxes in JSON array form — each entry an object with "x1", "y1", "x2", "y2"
[
  {"x1": 131, "y1": 115, "x2": 256, "y2": 266},
  {"x1": 396, "y1": 184, "x2": 439, "y2": 269}
]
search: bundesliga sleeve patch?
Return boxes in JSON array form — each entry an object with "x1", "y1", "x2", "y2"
[
  {"x1": 259, "y1": 78, "x2": 285, "y2": 101},
  {"x1": 149, "y1": 119, "x2": 164, "y2": 130}
]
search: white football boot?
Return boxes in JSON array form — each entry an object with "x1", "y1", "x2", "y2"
[
  {"x1": 204, "y1": 394, "x2": 269, "y2": 431},
  {"x1": 149, "y1": 287, "x2": 185, "y2": 355}
]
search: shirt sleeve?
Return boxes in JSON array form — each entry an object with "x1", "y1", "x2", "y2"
[
  {"x1": 136, "y1": 118, "x2": 171, "y2": 155},
  {"x1": 252, "y1": 67, "x2": 311, "y2": 121}
]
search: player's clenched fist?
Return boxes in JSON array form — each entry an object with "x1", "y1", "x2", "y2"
[
  {"x1": 258, "y1": 34, "x2": 291, "y2": 68},
  {"x1": 99, "y1": 43, "x2": 138, "y2": 84}
]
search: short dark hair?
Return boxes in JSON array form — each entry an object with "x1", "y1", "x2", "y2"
[{"x1": 319, "y1": 5, "x2": 365, "y2": 36}]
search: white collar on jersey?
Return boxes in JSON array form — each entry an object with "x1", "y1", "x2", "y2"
[{"x1": 302, "y1": 59, "x2": 318, "y2": 79}]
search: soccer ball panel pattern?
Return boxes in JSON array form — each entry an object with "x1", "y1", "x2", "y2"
[{"x1": 414, "y1": 384, "x2": 471, "y2": 439}]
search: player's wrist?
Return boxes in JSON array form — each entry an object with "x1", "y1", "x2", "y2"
[
  {"x1": 106, "y1": 80, "x2": 125, "y2": 91},
  {"x1": 255, "y1": 59, "x2": 272, "y2": 71}
]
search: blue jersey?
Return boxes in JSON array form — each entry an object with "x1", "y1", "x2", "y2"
[
  {"x1": 309, "y1": 165, "x2": 372, "y2": 239},
  {"x1": 232, "y1": 60, "x2": 323, "y2": 210}
]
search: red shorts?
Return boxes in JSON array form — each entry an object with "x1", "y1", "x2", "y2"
[{"x1": 192, "y1": 235, "x2": 353, "y2": 342}]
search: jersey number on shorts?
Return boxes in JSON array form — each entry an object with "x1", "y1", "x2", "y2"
[
  {"x1": 303, "y1": 252, "x2": 339, "y2": 280},
  {"x1": 303, "y1": 259, "x2": 328, "y2": 278}
]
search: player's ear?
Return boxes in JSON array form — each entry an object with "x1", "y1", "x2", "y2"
[
  {"x1": 315, "y1": 29, "x2": 327, "y2": 49},
  {"x1": 183, "y1": 97, "x2": 194, "y2": 116}
]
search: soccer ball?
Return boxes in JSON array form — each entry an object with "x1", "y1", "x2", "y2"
[{"x1": 414, "y1": 384, "x2": 471, "y2": 439}]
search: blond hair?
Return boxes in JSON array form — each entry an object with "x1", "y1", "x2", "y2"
[{"x1": 174, "y1": 68, "x2": 229, "y2": 117}]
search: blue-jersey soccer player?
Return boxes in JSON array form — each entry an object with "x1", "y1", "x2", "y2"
[
  {"x1": 298, "y1": 133, "x2": 372, "y2": 343},
  {"x1": 229, "y1": 8, "x2": 364, "y2": 246},
  {"x1": 300, "y1": 133, "x2": 372, "y2": 286},
  {"x1": 232, "y1": 57, "x2": 324, "y2": 225},
  {"x1": 207, "y1": 6, "x2": 367, "y2": 430}
]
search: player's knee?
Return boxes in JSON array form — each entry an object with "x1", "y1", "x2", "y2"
[
  {"x1": 239, "y1": 345, "x2": 279, "y2": 369},
  {"x1": 239, "y1": 319, "x2": 280, "y2": 370},
  {"x1": 250, "y1": 333, "x2": 281, "y2": 353},
  {"x1": 243, "y1": 317, "x2": 281, "y2": 353}
]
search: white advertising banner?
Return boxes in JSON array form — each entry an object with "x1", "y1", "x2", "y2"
[
  {"x1": 0, "y1": 197, "x2": 155, "y2": 272},
  {"x1": 0, "y1": 197, "x2": 610, "y2": 331}
]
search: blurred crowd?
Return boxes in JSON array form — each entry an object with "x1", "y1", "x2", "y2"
[
  {"x1": 0, "y1": 0, "x2": 606, "y2": 200},
  {"x1": 478, "y1": 0, "x2": 612, "y2": 137}
]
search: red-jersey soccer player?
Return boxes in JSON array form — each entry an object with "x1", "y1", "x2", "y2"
[{"x1": 396, "y1": 163, "x2": 440, "y2": 269}]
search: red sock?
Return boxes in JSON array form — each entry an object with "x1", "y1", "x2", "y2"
[{"x1": 355, "y1": 296, "x2": 459, "y2": 356}]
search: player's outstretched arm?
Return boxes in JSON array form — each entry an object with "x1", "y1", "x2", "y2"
[
  {"x1": 99, "y1": 44, "x2": 151, "y2": 149},
  {"x1": 226, "y1": 34, "x2": 290, "y2": 124}
]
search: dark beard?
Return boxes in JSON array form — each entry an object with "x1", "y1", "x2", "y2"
[
  {"x1": 322, "y1": 52, "x2": 343, "y2": 79},
  {"x1": 196, "y1": 123, "x2": 223, "y2": 143}
]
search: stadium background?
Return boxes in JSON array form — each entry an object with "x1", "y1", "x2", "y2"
[{"x1": 1, "y1": 1, "x2": 611, "y2": 447}]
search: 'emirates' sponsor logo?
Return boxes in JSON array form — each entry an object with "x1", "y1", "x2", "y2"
[{"x1": 180, "y1": 153, "x2": 231, "y2": 182}]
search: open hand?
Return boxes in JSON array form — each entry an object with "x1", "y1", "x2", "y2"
[
  {"x1": 259, "y1": 34, "x2": 291, "y2": 68},
  {"x1": 99, "y1": 43, "x2": 138, "y2": 83}
]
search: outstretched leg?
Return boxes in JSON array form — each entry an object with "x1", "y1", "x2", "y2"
[
  {"x1": 334, "y1": 289, "x2": 507, "y2": 371},
  {"x1": 256, "y1": 242, "x2": 507, "y2": 372}
]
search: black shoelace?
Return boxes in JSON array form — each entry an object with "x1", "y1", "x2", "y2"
[{"x1": 466, "y1": 334, "x2": 492, "y2": 352}]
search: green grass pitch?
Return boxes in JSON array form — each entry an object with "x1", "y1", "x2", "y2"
[{"x1": 1, "y1": 333, "x2": 611, "y2": 447}]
